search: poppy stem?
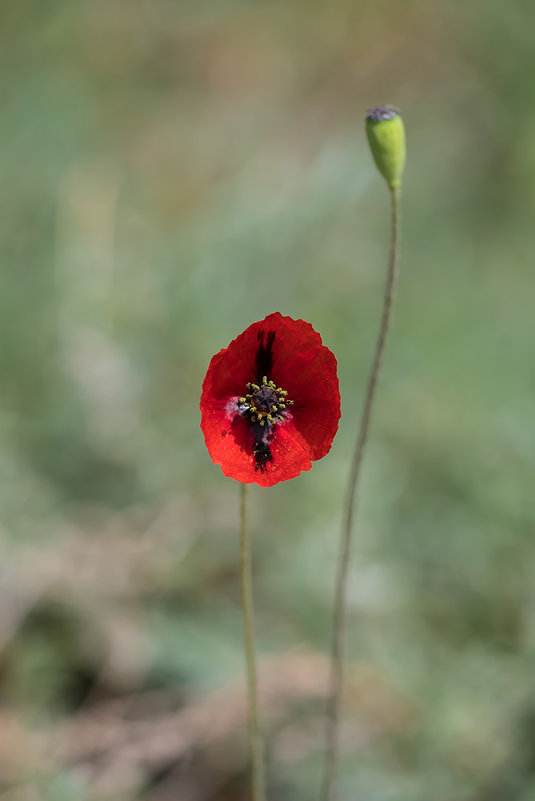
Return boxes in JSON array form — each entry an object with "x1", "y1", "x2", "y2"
[
  {"x1": 321, "y1": 186, "x2": 401, "y2": 801},
  {"x1": 240, "y1": 482, "x2": 265, "y2": 801}
]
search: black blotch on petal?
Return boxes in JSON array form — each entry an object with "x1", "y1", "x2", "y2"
[
  {"x1": 252, "y1": 423, "x2": 273, "y2": 472},
  {"x1": 254, "y1": 441, "x2": 273, "y2": 472},
  {"x1": 255, "y1": 329, "x2": 275, "y2": 382}
]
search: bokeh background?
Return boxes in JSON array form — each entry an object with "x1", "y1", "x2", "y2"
[{"x1": 1, "y1": 1, "x2": 535, "y2": 799}]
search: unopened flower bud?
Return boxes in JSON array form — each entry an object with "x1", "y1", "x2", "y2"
[{"x1": 365, "y1": 105, "x2": 406, "y2": 191}]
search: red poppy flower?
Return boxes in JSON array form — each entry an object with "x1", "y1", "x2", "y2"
[{"x1": 200, "y1": 313, "x2": 341, "y2": 487}]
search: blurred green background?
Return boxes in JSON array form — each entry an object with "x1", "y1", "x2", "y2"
[{"x1": 1, "y1": 1, "x2": 535, "y2": 799}]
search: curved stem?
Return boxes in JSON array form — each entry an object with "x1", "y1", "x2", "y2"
[
  {"x1": 321, "y1": 187, "x2": 401, "y2": 801},
  {"x1": 240, "y1": 482, "x2": 265, "y2": 801}
]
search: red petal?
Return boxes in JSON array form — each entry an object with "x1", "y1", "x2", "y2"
[
  {"x1": 200, "y1": 400, "x2": 258, "y2": 483},
  {"x1": 258, "y1": 314, "x2": 341, "y2": 460},
  {"x1": 261, "y1": 420, "x2": 313, "y2": 485},
  {"x1": 201, "y1": 408, "x2": 313, "y2": 487}
]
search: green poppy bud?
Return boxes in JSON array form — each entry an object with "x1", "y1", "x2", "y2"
[{"x1": 365, "y1": 105, "x2": 406, "y2": 191}]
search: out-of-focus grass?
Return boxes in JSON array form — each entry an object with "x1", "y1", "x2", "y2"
[{"x1": 1, "y1": 1, "x2": 535, "y2": 799}]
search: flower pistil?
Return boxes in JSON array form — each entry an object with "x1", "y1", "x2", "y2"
[{"x1": 239, "y1": 376, "x2": 294, "y2": 426}]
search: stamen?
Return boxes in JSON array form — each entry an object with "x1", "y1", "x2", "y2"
[{"x1": 240, "y1": 374, "x2": 294, "y2": 436}]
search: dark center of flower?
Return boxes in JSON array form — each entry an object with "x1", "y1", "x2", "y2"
[
  {"x1": 238, "y1": 375, "x2": 294, "y2": 427},
  {"x1": 237, "y1": 376, "x2": 294, "y2": 472},
  {"x1": 251, "y1": 384, "x2": 278, "y2": 411}
]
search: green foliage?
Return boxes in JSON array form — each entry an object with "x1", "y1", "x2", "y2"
[{"x1": 1, "y1": 1, "x2": 535, "y2": 799}]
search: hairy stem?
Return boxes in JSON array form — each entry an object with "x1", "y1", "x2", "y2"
[
  {"x1": 321, "y1": 187, "x2": 401, "y2": 801},
  {"x1": 240, "y1": 482, "x2": 265, "y2": 801}
]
